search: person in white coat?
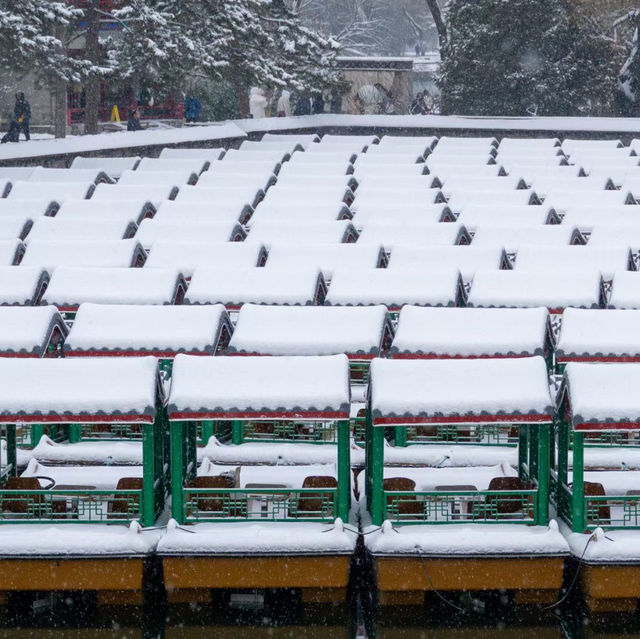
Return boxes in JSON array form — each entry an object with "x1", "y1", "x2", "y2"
[
  {"x1": 277, "y1": 90, "x2": 291, "y2": 117},
  {"x1": 249, "y1": 87, "x2": 268, "y2": 118}
]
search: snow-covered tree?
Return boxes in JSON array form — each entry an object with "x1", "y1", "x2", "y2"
[
  {"x1": 438, "y1": 0, "x2": 619, "y2": 116},
  {"x1": 617, "y1": 10, "x2": 640, "y2": 114}
]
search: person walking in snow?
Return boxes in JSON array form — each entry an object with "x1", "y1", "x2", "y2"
[
  {"x1": 127, "y1": 108, "x2": 143, "y2": 131},
  {"x1": 277, "y1": 90, "x2": 291, "y2": 117},
  {"x1": 184, "y1": 95, "x2": 202, "y2": 123},
  {"x1": 249, "y1": 87, "x2": 268, "y2": 119},
  {"x1": 13, "y1": 92, "x2": 31, "y2": 141}
]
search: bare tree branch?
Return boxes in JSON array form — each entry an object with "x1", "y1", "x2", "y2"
[{"x1": 425, "y1": 0, "x2": 447, "y2": 50}]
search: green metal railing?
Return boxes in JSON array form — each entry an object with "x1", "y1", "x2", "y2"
[
  {"x1": 383, "y1": 489, "x2": 538, "y2": 525},
  {"x1": 237, "y1": 421, "x2": 338, "y2": 445},
  {"x1": 182, "y1": 487, "x2": 338, "y2": 524},
  {"x1": 72, "y1": 423, "x2": 144, "y2": 442},
  {"x1": 403, "y1": 425, "x2": 519, "y2": 447},
  {"x1": 0, "y1": 488, "x2": 143, "y2": 524}
]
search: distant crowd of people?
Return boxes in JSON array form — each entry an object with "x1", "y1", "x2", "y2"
[{"x1": 249, "y1": 87, "x2": 342, "y2": 119}]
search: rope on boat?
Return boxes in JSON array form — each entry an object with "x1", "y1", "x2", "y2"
[
  {"x1": 415, "y1": 545, "x2": 466, "y2": 613},
  {"x1": 541, "y1": 531, "x2": 597, "y2": 610}
]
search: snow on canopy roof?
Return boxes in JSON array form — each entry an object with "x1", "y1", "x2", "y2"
[
  {"x1": 498, "y1": 137, "x2": 560, "y2": 149},
  {"x1": 136, "y1": 157, "x2": 208, "y2": 174},
  {"x1": 28, "y1": 167, "x2": 113, "y2": 185},
  {"x1": 544, "y1": 189, "x2": 634, "y2": 213},
  {"x1": 0, "y1": 239, "x2": 23, "y2": 265},
  {"x1": 265, "y1": 243, "x2": 384, "y2": 280},
  {"x1": 275, "y1": 174, "x2": 355, "y2": 190},
  {"x1": 8, "y1": 181, "x2": 94, "y2": 201},
  {"x1": 0, "y1": 216, "x2": 31, "y2": 240},
  {"x1": 514, "y1": 245, "x2": 630, "y2": 279},
  {"x1": 352, "y1": 204, "x2": 449, "y2": 229},
  {"x1": 0, "y1": 266, "x2": 47, "y2": 305},
  {"x1": 65, "y1": 303, "x2": 229, "y2": 355},
  {"x1": 448, "y1": 189, "x2": 539, "y2": 209},
  {"x1": 185, "y1": 267, "x2": 324, "y2": 307},
  {"x1": 209, "y1": 159, "x2": 280, "y2": 174},
  {"x1": 159, "y1": 147, "x2": 226, "y2": 161},
  {"x1": 562, "y1": 139, "x2": 623, "y2": 151},
  {"x1": 514, "y1": 165, "x2": 585, "y2": 181},
  {"x1": 471, "y1": 225, "x2": 578, "y2": 252},
  {"x1": 561, "y1": 362, "x2": 640, "y2": 430},
  {"x1": 378, "y1": 135, "x2": 437, "y2": 149},
  {"x1": 134, "y1": 219, "x2": 244, "y2": 250},
  {"x1": 370, "y1": 356, "x2": 553, "y2": 425},
  {"x1": 228, "y1": 304, "x2": 389, "y2": 357},
  {"x1": 265, "y1": 183, "x2": 352, "y2": 203},
  {"x1": 584, "y1": 226, "x2": 640, "y2": 248},
  {"x1": 288, "y1": 152, "x2": 354, "y2": 165},
  {"x1": 92, "y1": 183, "x2": 177, "y2": 206},
  {"x1": 42, "y1": 267, "x2": 183, "y2": 307},
  {"x1": 388, "y1": 245, "x2": 506, "y2": 280},
  {"x1": 246, "y1": 219, "x2": 356, "y2": 246},
  {"x1": 198, "y1": 171, "x2": 275, "y2": 191},
  {"x1": 357, "y1": 221, "x2": 467, "y2": 249},
  {"x1": 352, "y1": 187, "x2": 444, "y2": 207},
  {"x1": 527, "y1": 176, "x2": 613, "y2": 199},
  {"x1": 174, "y1": 185, "x2": 253, "y2": 209},
  {"x1": 390, "y1": 306, "x2": 549, "y2": 358},
  {"x1": 467, "y1": 269, "x2": 602, "y2": 311},
  {"x1": 437, "y1": 136, "x2": 497, "y2": 147},
  {"x1": 355, "y1": 151, "x2": 425, "y2": 164},
  {"x1": 0, "y1": 306, "x2": 66, "y2": 356},
  {"x1": 325, "y1": 267, "x2": 461, "y2": 308},
  {"x1": 70, "y1": 156, "x2": 141, "y2": 178},
  {"x1": 144, "y1": 241, "x2": 265, "y2": 277},
  {"x1": 0, "y1": 356, "x2": 159, "y2": 423},
  {"x1": 0, "y1": 167, "x2": 37, "y2": 181},
  {"x1": 426, "y1": 156, "x2": 495, "y2": 169},
  {"x1": 456, "y1": 206, "x2": 556, "y2": 228},
  {"x1": 118, "y1": 169, "x2": 195, "y2": 186},
  {"x1": 168, "y1": 354, "x2": 350, "y2": 420},
  {"x1": 261, "y1": 133, "x2": 320, "y2": 149},
  {"x1": 353, "y1": 164, "x2": 427, "y2": 180},
  {"x1": 223, "y1": 148, "x2": 290, "y2": 163},
  {"x1": 279, "y1": 163, "x2": 351, "y2": 179},
  {"x1": 249, "y1": 202, "x2": 351, "y2": 225},
  {"x1": 240, "y1": 140, "x2": 302, "y2": 155},
  {"x1": 25, "y1": 216, "x2": 136, "y2": 243},
  {"x1": 356, "y1": 175, "x2": 438, "y2": 191},
  {"x1": 55, "y1": 199, "x2": 154, "y2": 225},
  {"x1": 154, "y1": 200, "x2": 252, "y2": 226},
  {"x1": 439, "y1": 175, "x2": 526, "y2": 196},
  {"x1": 0, "y1": 198, "x2": 58, "y2": 218},
  {"x1": 321, "y1": 134, "x2": 379, "y2": 145},
  {"x1": 556, "y1": 308, "x2": 640, "y2": 360},
  {"x1": 608, "y1": 271, "x2": 640, "y2": 309},
  {"x1": 21, "y1": 239, "x2": 144, "y2": 270}
]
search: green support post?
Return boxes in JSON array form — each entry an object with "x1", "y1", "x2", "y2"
[
  {"x1": 337, "y1": 421, "x2": 350, "y2": 522},
  {"x1": 529, "y1": 427, "x2": 539, "y2": 479},
  {"x1": 30, "y1": 424, "x2": 45, "y2": 448},
  {"x1": 231, "y1": 420, "x2": 244, "y2": 445},
  {"x1": 201, "y1": 420, "x2": 214, "y2": 445},
  {"x1": 537, "y1": 424, "x2": 550, "y2": 525},
  {"x1": 141, "y1": 423, "x2": 156, "y2": 527},
  {"x1": 365, "y1": 410, "x2": 373, "y2": 509},
  {"x1": 557, "y1": 420, "x2": 568, "y2": 507},
  {"x1": 7, "y1": 425, "x2": 16, "y2": 477},
  {"x1": 518, "y1": 428, "x2": 528, "y2": 478},
  {"x1": 394, "y1": 426, "x2": 408, "y2": 447},
  {"x1": 370, "y1": 426, "x2": 385, "y2": 526},
  {"x1": 171, "y1": 421, "x2": 184, "y2": 524},
  {"x1": 572, "y1": 431, "x2": 585, "y2": 532},
  {"x1": 68, "y1": 423, "x2": 82, "y2": 443}
]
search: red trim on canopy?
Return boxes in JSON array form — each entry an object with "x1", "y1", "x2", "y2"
[
  {"x1": 226, "y1": 352, "x2": 376, "y2": 360},
  {"x1": 0, "y1": 413, "x2": 154, "y2": 424},
  {"x1": 0, "y1": 353, "x2": 41, "y2": 358},
  {"x1": 169, "y1": 410, "x2": 349, "y2": 421},
  {"x1": 558, "y1": 356, "x2": 640, "y2": 364},
  {"x1": 65, "y1": 349, "x2": 211, "y2": 358},
  {"x1": 574, "y1": 422, "x2": 640, "y2": 432},
  {"x1": 373, "y1": 413, "x2": 552, "y2": 426},
  {"x1": 389, "y1": 353, "x2": 537, "y2": 360}
]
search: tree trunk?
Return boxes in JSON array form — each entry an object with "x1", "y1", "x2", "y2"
[
  {"x1": 233, "y1": 78, "x2": 250, "y2": 118},
  {"x1": 53, "y1": 78, "x2": 68, "y2": 139},
  {"x1": 425, "y1": 0, "x2": 448, "y2": 51},
  {"x1": 84, "y1": 0, "x2": 101, "y2": 134}
]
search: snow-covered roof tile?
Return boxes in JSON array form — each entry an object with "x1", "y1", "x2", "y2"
[
  {"x1": 325, "y1": 267, "x2": 462, "y2": 308},
  {"x1": 159, "y1": 148, "x2": 225, "y2": 162},
  {"x1": 471, "y1": 225, "x2": 578, "y2": 252},
  {"x1": 92, "y1": 183, "x2": 178, "y2": 205},
  {"x1": 561, "y1": 362, "x2": 640, "y2": 430},
  {"x1": 70, "y1": 156, "x2": 141, "y2": 178},
  {"x1": 0, "y1": 266, "x2": 48, "y2": 305},
  {"x1": 456, "y1": 206, "x2": 557, "y2": 228},
  {"x1": 65, "y1": 303, "x2": 230, "y2": 356},
  {"x1": 351, "y1": 203, "x2": 448, "y2": 229},
  {"x1": 134, "y1": 219, "x2": 244, "y2": 250},
  {"x1": 448, "y1": 189, "x2": 540, "y2": 209},
  {"x1": 247, "y1": 219, "x2": 357, "y2": 246},
  {"x1": 144, "y1": 241, "x2": 266, "y2": 277},
  {"x1": 0, "y1": 215, "x2": 31, "y2": 240},
  {"x1": 55, "y1": 199, "x2": 155, "y2": 224},
  {"x1": 8, "y1": 181, "x2": 94, "y2": 200},
  {"x1": 0, "y1": 356, "x2": 159, "y2": 422},
  {"x1": 587, "y1": 225, "x2": 640, "y2": 248},
  {"x1": 28, "y1": 167, "x2": 113, "y2": 185},
  {"x1": 0, "y1": 305, "x2": 66, "y2": 356},
  {"x1": 136, "y1": 157, "x2": 209, "y2": 174},
  {"x1": 118, "y1": 168, "x2": 196, "y2": 186},
  {"x1": 168, "y1": 354, "x2": 350, "y2": 419},
  {"x1": 357, "y1": 221, "x2": 468, "y2": 248},
  {"x1": 0, "y1": 198, "x2": 58, "y2": 218},
  {"x1": 370, "y1": 356, "x2": 553, "y2": 424},
  {"x1": 228, "y1": 304, "x2": 389, "y2": 357},
  {"x1": 42, "y1": 266, "x2": 183, "y2": 308},
  {"x1": 556, "y1": 308, "x2": 640, "y2": 361},
  {"x1": 608, "y1": 271, "x2": 640, "y2": 309},
  {"x1": 391, "y1": 306, "x2": 550, "y2": 358},
  {"x1": 0, "y1": 239, "x2": 23, "y2": 265},
  {"x1": 467, "y1": 269, "x2": 603, "y2": 311},
  {"x1": 154, "y1": 200, "x2": 251, "y2": 226},
  {"x1": 21, "y1": 239, "x2": 145, "y2": 270},
  {"x1": 25, "y1": 216, "x2": 136, "y2": 243},
  {"x1": 185, "y1": 267, "x2": 324, "y2": 308}
]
